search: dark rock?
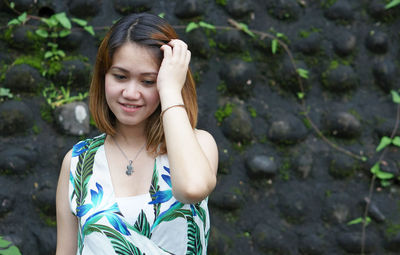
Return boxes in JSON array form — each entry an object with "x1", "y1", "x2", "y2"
[
  {"x1": 368, "y1": 0, "x2": 400, "y2": 21},
  {"x1": 328, "y1": 153, "x2": 359, "y2": 179},
  {"x1": 32, "y1": 186, "x2": 56, "y2": 216},
  {"x1": 57, "y1": 29, "x2": 85, "y2": 50},
  {"x1": 32, "y1": 226, "x2": 57, "y2": 255},
  {"x1": 322, "y1": 65, "x2": 357, "y2": 92},
  {"x1": 216, "y1": 29, "x2": 246, "y2": 53},
  {"x1": 186, "y1": 29, "x2": 212, "y2": 59},
  {"x1": 337, "y1": 232, "x2": 377, "y2": 253},
  {"x1": 333, "y1": 31, "x2": 356, "y2": 56},
  {"x1": 321, "y1": 194, "x2": 352, "y2": 224},
  {"x1": 373, "y1": 59, "x2": 396, "y2": 92},
  {"x1": 174, "y1": 0, "x2": 204, "y2": 19},
  {"x1": 226, "y1": 0, "x2": 253, "y2": 18},
  {"x1": 375, "y1": 118, "x2": 400, "y2": 138},
  {"x1": 295, "y1": 152, "x2": 313, "y2": 178},
  {"x1": 0, "y1": 194, "x2": 15, "y2": 216},
  {"x1": 218, "y1": 145, "x2": 233, "y2": 175},
  {"x1": 51, "y1": 59, "x2": 91, "y2": 90},
  {"x1": 385, "y1": 232, "x2": 400, "y2": 252},
  {"x1": 266, "y1": 0, "x2": 301, "y2": 21},
  {"x1": 378, "y1": 159, "x2": 399, "y2": 178},
  {"x1": 114, "y1": 0, "x2": 154, "y2": 14},
  {"x1": 324, "y1": 0, "x2": 354, "y2": 21},
  {"x1": 207, "y1": 226, "x2": 232, "y2": 254},
  {"x1": 361, "y1": 198, "x2": 385, "y2": 223},
  {"x1": 365, "y1": 30, "x2": 389, "y2": 54},
  {"x1": 54, "y1": 102, "x2": 90, "y2": 136},
  {"x1": 268, "y1": 114, "x2": 308, "y2": 144},
  {"x1": 209, "y1": 188, "x2": 243, "y2": 210},
  {"x1": 4, "y1": 64, "x2": 43, "y2": 93},
  {"x1": 218, "y1": 59, "x2": 255, "y2": 97},
  {"x1": 220, "y1": 103, "x2": 252, "y2": 143},
  {"x1": 0, "y1": 146, "x2": 37, "y2": 175},
  {"x1": 296, "y1": 32, "x2": 321, "y2": 55},
  {"x1": 7, "y1": 26, "x2": 40, "y2": 51},
  {"x1": 322, "y1": 111, "x2": 361, "y2": 138},
  {"x1": 280, "y1": 58, "x2": 308, "y2": 92},
  {"x1": 68, "y1": 0, "x2": 101, "y2": 18},
  {"x1": 245, "y1": 155, "x2": 277, "y2": 179},
  {"x1": 10, "y1": 0, "x2": 37, "y2": 12},
  {"x1": 253, "y1": 223, "x2": 297, "y2": 254},
  {"x1": 299, "y1": 234, "x2": 326, "y2": 255},
  {"x1": 278, "y1": 191, "x2": 308, "y2": 224},
  {"x1": 0, "y1": 100, "x2": 34, "y2": 136}
]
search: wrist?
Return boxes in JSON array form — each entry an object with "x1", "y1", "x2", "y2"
[{"x1": 159, "y1": 90, "x2": 184, "y2": 109}]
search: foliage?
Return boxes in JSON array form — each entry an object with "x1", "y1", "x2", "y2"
[
  {"x1": 0, "y1": 88, "x2": 14, "y2": 100},
  {"x1": 347, "y1": 217, "x2": 371, "y2": 226},
  {"x1": 216, "y1": 0, "x2": 227, "y2": 6},
  {"x1": 215, "y1": 103, "x2": 234, "y2": 123},
  {"x1": 42, "y1": 83, "x2": 88, "y2": 109},
  {"x1": 186, "y1": 21, "x2": 216, "y2": 33},
  {"x1": 247, "y1": 106, "x2": 257, "y2": 118},
  {"x1": 385, "y1": 0, "x2": 400, "y2": 9},
  {"x1": 0, "y1": 236, "x2": 22, "y2": 255}
]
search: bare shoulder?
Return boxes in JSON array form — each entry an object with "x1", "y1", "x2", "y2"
[{"x1": 194, "y1": 129, "x2": 217, "y2": 146}]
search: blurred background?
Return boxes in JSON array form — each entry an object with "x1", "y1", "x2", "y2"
[{"x1": 0, "y1": 0, "x2": 400, "y2": 254}]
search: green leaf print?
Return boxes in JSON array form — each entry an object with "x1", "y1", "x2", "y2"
[
  {"x1": 186, "y1": 216, "x2": 202, "y2": 255},
  {"x1": 133, "y1": 210, "x2": 151, "y2": 238},
  {"x1": 150, "y1": 161, "x2": 161, "y2": 219},
  {"x1": 86, "y1": 224, "x2": 143, "y2": 255}
]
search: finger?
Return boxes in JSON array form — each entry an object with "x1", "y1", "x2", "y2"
[
  {"x1": 160, "y1": 44, "x2": 172, "y2": 60},
  {"x1": 169, "y1": 40, "x2": 187, "y2": 62}
]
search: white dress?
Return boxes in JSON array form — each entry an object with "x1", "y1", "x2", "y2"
[{"x1": 69, "y1": 133, "x2": 210, "y2": 255}]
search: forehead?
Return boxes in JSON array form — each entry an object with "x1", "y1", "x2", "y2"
[{"x1": 111, "y1": 42, "x2": 160, "y2": 72}]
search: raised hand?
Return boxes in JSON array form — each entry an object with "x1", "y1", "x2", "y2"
[{"x1": 157, "y1": 39, "x2": 191, "y2": 96}]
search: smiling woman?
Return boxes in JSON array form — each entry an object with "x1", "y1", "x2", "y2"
[{"x1": 55, "y1": 13, "x2": 218, "y2": 255}]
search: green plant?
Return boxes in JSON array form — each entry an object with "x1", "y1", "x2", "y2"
[
  {"x1": 347, "y1": 217, "x2": 371, "y2": 226},
  {"x1": 215, "y1": 103, "x2": 234, "y2": 123},
  {"x1": 186, "y1": 21, "x2": 216, "y2": 33},
  {"x1": 0, "y1": 236, "x2": 22, "y2": 255},
  {"x1": 42, "y1": 83, "x2": 88, "y2": 109},
  {"x1": 0, "y1": 88, "x2": 13, "y2": 100},
  {"x1": 386, "y1": 0, "x2": 400, "y2": 9},
  {"x1": 247, "y1": 106, "x2": 257, "y2": 118},
  {"x1": 216, "y1": 0, "x2": 227, "y2": 6}
]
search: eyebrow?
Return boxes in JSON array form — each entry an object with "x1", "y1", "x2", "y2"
[{"x1": 110, "y1": 66, "x2": 158, "y2": 75}]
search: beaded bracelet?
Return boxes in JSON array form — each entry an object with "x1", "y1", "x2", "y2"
[{"x1": 160, "y1": 104, "x2": 186, "y2": 119}]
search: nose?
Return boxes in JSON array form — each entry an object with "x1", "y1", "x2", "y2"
[{"x1": 122, "y1": 81, "x2": 141, "y2": 100}]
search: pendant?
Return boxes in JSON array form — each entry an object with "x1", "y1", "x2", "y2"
[{"x1": 126, "y1": 160, "x2": 133, "y2": 176}]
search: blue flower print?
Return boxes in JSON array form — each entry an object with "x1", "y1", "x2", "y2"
[
  {"x1": 77, "y1": 182, "x2": 130, "y2": 236},
  {"x1": 72, "y1": 140, "x2": 89, "y2": 157},
  {"x1": 149, "y1": 166, "x2": 196, "y2": 216}
]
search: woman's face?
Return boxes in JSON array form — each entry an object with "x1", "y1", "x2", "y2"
[{"x1": 105, "y1": 42, "x2": 161, "y2": 129}]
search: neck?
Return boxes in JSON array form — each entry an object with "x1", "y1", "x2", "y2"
[{"x1": 112, "y1": 122, "x2": 147, "y2": 147}]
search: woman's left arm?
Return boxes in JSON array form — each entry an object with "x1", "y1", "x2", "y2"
[{"x1": 157, "y1": 39, "x2": 218, "y2": 204}]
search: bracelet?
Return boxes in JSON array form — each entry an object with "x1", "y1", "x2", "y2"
[{"x1": 160, "y1": 104, "x2": 186, "y2": 119}]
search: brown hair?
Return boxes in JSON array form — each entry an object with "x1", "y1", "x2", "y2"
[{"x1": 89, "y1": 13, "x2": 198, "y2": 155}]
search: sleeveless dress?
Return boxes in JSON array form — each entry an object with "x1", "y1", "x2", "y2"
[{"x1": 69, "y1": 133, "x2": 210, "y2": 255}]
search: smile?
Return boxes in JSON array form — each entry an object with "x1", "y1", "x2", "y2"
[{"x1": 120, "y1": 103, "x2": 143, "y2": 112}]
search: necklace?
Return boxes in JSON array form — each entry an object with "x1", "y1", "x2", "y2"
[{"x1": 111, "y1": 136, "x2": 146, "y2": 176}]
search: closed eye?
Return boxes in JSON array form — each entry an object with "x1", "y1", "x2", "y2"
[{"x1": 113, "y1": 74, "x2": 127, "y2": 80}]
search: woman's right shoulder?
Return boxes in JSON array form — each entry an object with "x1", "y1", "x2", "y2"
[{"x1": 61, "y1": 149, "x2": 73, "y2": 175}]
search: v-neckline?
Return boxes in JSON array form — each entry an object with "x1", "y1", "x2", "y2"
[{"x1": 100, "y1": 136, "x2": 158, "y2": 203}]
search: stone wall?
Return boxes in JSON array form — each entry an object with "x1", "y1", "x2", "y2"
[{"x1": 0, "y1": 0, "x2": 400, "y2": 254}]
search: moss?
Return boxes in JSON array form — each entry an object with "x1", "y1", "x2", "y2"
[
  {"x1": 32, "y1": 123, "x2": 41, "y2": 135},
  {"x1": 40, "y1": 103, "x2": 53, "y2": 123},
  {"x1": 386, "y1": 221, "x2": 400, "y2": 238},
  {"x1": 215, "y1": 0, "x2": 227, "y2": 6},
  {"x1": 241, "y1": 50, "x2": 253, "y2": 62},
  {"x1": 39, "y1": 211, "x2": 57, "y2": 227},
  {"x1": 298, "y1": 27, "x2": 322, "y2": 38},
  {"x1": 247, "y1": 106, "x2": 257, "y2": 118},
  {"x1": 215, "y1": 102, "x2": 234, "y2": 123},
  {"x1": 12, "y1": 55, "x2": 43, "y2": 71},
  {"x1": 321, "y1": 0, "x2": 337, "y2": 8},
  {"x1": 279, "y1": 158, "x2": 291, "y2": 181}
]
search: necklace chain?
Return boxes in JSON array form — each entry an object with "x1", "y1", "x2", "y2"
[{"x1": 111, "y1": 136, "x2": 146, "y2": 176}]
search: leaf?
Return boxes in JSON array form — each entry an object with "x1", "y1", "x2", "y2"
[
  {"x1": 54, "y1": 12, "x2": 71, "y2": 29},
  {"x1": 361, "y1": 156, "x2": 368, "y2": 162},
  {"x1": 370, "y1": 162, "x2": 380, "y2": 175},
  {"x1": 133, "y1": 210, "x2": 151, "y2": 238},
  {"x1": 44, "y1": 51, "x2": 53, "y2": 59},
  {"x1": 35, "y1": 29, "x2": 49, "y2": 38},
  {"x1": 271, "y1": 39, "x2": 278, "y2": 54},
  {"x1": 186, "y1": 22, "x2": 199, "y2": 33},
  {"x1": 0, "y1": 236, "x2": 22, "y2": 255},
  {"x1": 391, "y1": 90, "x2": 400, "y2": 104},
  {"x1": 297, "y1": 68, "x2": 309, "y2": 79},
  {"x1": 238, "y1": 22, "x2": 255, "y2": 37},
  {"x1": 43, "y1": 16, "x2": 58, "y2": 28},
  {"x1": 392, "y1": 136, "x2": 400, "y2": 147},
  {"x1": 7, "y1": 19, "x2": 20, "y2": 26},
  {"x1": 158, "y1": 12, "x2": 165, "y2": 18},
  {"x1": 297, "y1": 92, "x2": 305, "y2": 99},
  {"x1": 376, "y1": 136, "x2": 392, "y2": 151},
  {"x1": 59, "y1": 29, "x2": 71, "y2": 37},
  {"x1": 199, "y1": 21, "x2": 216, "y2": 31},
  {"x1": 56, "y1": 50, "x2": 66, "y2": 57},
  {"x1": 10, "y1": 2, "x2": 15, "y2": 9},
  {"x1": 50, "y1": 31, "x2": 58, "y2": 38},
  {"x1": 347, "y1": 217, "x2": 371, "y2": 226},
  {"x1": 376, "y1": 170, "x2": 394, "y2": 180},
  {"x1": 84, "y1": 26, "x2": 95, "y2": 36},
  {"x1": 17, "y1": 12, "x2": 27, "y2": 23},
  {"x1": 71, "y1": 17, "x2": 87, "y2": 27},
  {"x1": 385, "y1": 0, "x2": 400, "y2": 9}
]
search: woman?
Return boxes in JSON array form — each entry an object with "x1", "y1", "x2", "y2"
[{"x1": 56, "y1": 13, "x2": 218, "y2": 255}]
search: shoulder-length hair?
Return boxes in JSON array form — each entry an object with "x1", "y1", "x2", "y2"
[{"x1": 89, "y1": 13, "x2": 198, "y2": 155}]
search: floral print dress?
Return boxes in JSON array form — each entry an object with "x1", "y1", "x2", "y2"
[{"x1": 69, "y1": 134, "x2": 210, "y2": 255}]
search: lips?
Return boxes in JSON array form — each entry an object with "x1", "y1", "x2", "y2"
[{"x1": 119, "y1": 103, "x2": 143, "y2": 112}]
